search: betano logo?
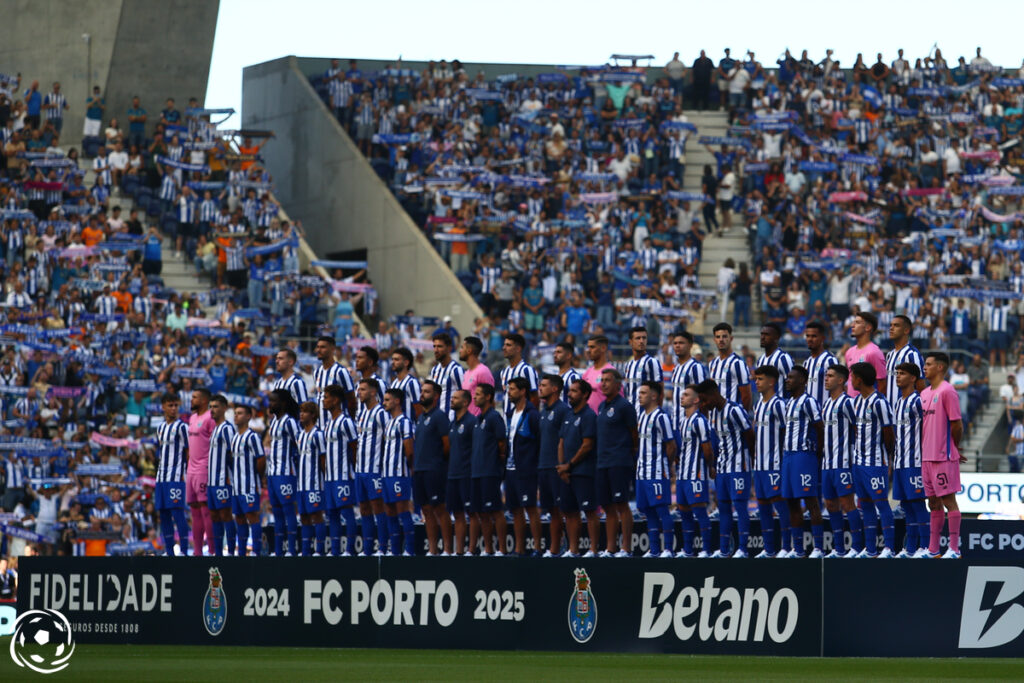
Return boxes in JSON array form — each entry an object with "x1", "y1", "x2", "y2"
[{"x1": 959, "y1": 566, "x2": 1024, "y2": 649}]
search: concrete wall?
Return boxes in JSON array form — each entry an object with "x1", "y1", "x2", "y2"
[
  {"x1": 242, "y1": 56, "x2": 483, "y2": 334},
  {"x1": 0, "y1": 0, "x2": 218, "y2": 145}
]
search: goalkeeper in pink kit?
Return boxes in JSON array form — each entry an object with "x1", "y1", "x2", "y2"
[
  {"x1": 187, "y1": 387, "x2": 216, "y2": 555},
  {"x1": 919, "y1": 352, "x2": 966, "y2": 559}
]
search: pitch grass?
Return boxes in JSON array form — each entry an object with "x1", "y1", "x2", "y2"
[{"x1": 2, "y1": 644, "x2": 1024, "y2": 681}]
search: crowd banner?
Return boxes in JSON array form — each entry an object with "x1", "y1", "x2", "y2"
[{"x1": 15, "y1": 555, "x2": 1024, "y2": 656}]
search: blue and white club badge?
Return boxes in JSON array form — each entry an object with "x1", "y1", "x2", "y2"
[
  {"x1": 568, "y1": 568, "x2": 597, "y2": 644},
  {"x1": 203, "y1": 567, "x2": 227, "y2": 636}
]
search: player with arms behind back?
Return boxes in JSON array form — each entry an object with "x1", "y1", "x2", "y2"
[
  {"x1": 892, "y1": 363, "x2": 928, "y2": 558},
  {"x1": 820, "y1": 365, "x2": 863, "y2": 558},
  {"x1": 920, "y1": 352, "x2": 966, "y2": 559},
  {"x1": 675, "y1": 384, "x2": 716, "y2": 557}
]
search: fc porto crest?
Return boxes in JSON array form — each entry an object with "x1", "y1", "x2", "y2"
[
  {"x1": 203, "y1": 567, "x2": 227, "y2": 636},
  {"x1": 568, "y1": 568, "x2": 597, "y2": 643}
]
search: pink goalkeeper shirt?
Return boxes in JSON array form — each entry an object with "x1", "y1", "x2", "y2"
[
  {"x1": 920, "y1": 381, "x2": 963, "y2": 462},
  {"x1": 462, "y1": 363, "x2": 495, "y2": 416},
  {"x1": 845, "y1": 342, "x2": 886, "y2": 397},
  {"x1": 582, "y1": 362, "x2": 617, "y2": 414},
  {"x1": 187, "y1": 410, "x2": 215, "y2": 475}
]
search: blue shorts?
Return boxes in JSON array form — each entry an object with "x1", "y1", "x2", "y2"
[
  {"x1": 538, "y1": 469, "x2": 561, "y2": 510},
  {"x1": 675, "y1": 477, "x2": 709, "y2": 507},
  {"x1": 326, "y1": 479, "x2": 355, "y2": 509},
  {"x1": 892, "y1": 467, "x2": 925, "y2": 501},
  {"x1": 298, "y1": 488, "x2": 324, "y2": 515},
  {"x1": 355, "y1": 472, "x2": 383, "y2": 503},
  {"x1": 559, "y1": 475, "x2": 596, "y2": 513},
  {"x1": 991, "y1": 330, "x2": 1009, "y2": 351},
  {"x1": 412, "y1": 470, "x2": 445, "y2": 507},
  {"x1": 504, "y1": 470, "x2": 538, "y2": 510},
  {"x1": 471, "y1": 476, "x2": 503, "y2": 513},
  {"x1": 446, "y1": 478, "x2": 471, "y2": 515},
  {"x1": 854, "y1": 465, "x2": 890, "y2": 502},
  {"x1": 155, "y1": 481, "x2": 186, "y2": 510},
  {"x1": 207, "y1": 485, "x2": 232, "y2": 511},
  {"x1": 596, "y1": 465, "x2": 632, "y2": 506},
  {"x1": 267, "y1": 475, "x2": 297, "y2": 509},
  {"x1": 382, "y1": 476, "x2": 413, "y2": 505},
  {"x1": 782, "y1": 451, "x2": 819, "y2": 499},
  {"x1": 753, "y1": 470, "x2": 783, "y2": 500},
  {"x1": 231, "y1": 492, "x2": 259, "y2": 516},
  {"x1": 714, "y1": 471, "x2": 751, "y2": 502},
  {"x1": 635, "y1": 478, "x2": 670, "y2": 510},
  {"x1": 821, "y1": 468, "x2": 855, "y2": 500}
]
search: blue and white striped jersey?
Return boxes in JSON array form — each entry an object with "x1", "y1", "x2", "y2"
[
  {"x1": 389, "y1": 374, "x2": 422, "y2": 422},
  {"x1": 803, "y1": 350, "x2": 838, "y2": 408},
  {"x1": 499, "y1": 360, "x2": 539, "y2": 416},
  {"x1": 783, "y1": 393, "x2": 821, "y2": 453},
  {"x1": 381, "y1": 413, "x2": 415, "y2": 478},
  {"x1": 266, "y1": 415, "x2": 300, "y2": 477},
  {"x1": 230, "y1": 428, "x2": 264, "y2": 497},
  {"x1": 624, "y1": 354, "x2": 663, "y2": 408},
  {"x1": 756, "y1": 349, "x2": 795, "y2": 397},
  {"x1": 853, "y1": 392, "x2": 893, "y2": 467},
  {"x1": 314, "y1": 362, "x2": 355, "y2": 423},
  {"x1": 892, "y1": 392, "x2": 922, "y2": 469},
  {"x1": 677, "y1": 411, "x2": 713, "y2": 480},
  {"x1": 753, "y1": 395, "x2": 785, "y2": 471},
  {"x1": 709, "y1": 401, "x2": 752, "y2": 474},
  {"x1": 324, "y1": 413, "x2": 358, "y2": 481},
  {"x1": 355, "y1": 374, "x2": 388, "y2": 420},
  {"x1": 4, "y1": 458, "x2": 24, "y2": 488},
  {"x1": 273, "y1": 373, "x2": 309, "y2": 405},
  {"x1": 636, "y1": 407, "x2": 674, "y2": 480},
  {"x1": 669, "y1": 358, "x2": 709, "y2": 429},
  {"x1": 560, "y1": 367, "x2": 582, "y2": 404},
  {"x1": 355, "y1": 404, "x2": 388, "y2": 474},
  {"x1": 885, "y1": 343, "x2": 924, "y2": 407},
  {"x1": 821, "y1": 394, "x2": 856, "y2": 470},
  {"x1": 709, "y1": 353, "x2": 751, "y2": 405},
  {"x1": 156, "y1": 419, "x2": 189, "y2": 482},
  {"x1": 296, "y1": 427, "x2": 326, "y2": 492},
  {"x1": 208, "y1": 420, "x2": 236, "y2": 487}
]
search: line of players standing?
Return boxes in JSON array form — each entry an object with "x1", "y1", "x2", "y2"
[{"x1": 150, "y1": 313, "x2": 965, "y2": 558}]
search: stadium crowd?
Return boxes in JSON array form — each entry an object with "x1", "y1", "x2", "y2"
[{"x1": 0, "y1": 45, "x2": 1021, "y2": 566}]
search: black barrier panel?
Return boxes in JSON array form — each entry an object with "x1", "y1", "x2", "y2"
[
  {"x1": 961, "y1": 519, "x2": 1024, "y2": 558},
  {"x1": 17, "y1": 556, "x2": 821, "y2": 656},
  {"x1": 823, "y1": 560, "x2": 1024, "y2": 657}
]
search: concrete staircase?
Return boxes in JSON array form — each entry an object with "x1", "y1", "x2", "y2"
[
  {"x1": 685, "y1": 110, "x2": 760, "y2": 346},
  {"x1": 962, "y1": 366, "x2": 1012, "y2": 472},
  {"x1": 79, "y1": 162, "x2": 214, "y2": 301}
]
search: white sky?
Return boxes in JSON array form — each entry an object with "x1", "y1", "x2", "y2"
[{"x1": 206, "y1": 0, "x2": 1024, "y2": 128}]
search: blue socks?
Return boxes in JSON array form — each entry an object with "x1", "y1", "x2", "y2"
[
  {"x1": 644, "y1": 508, "x2": 661, "y2": 554},
  {"x1": 876, "y1": 500, "x2": 895, "y2": 550},
  {"x1": 172, "y1": 508, "x2": 190, "y2": 556},
  {"x1": 718, "y1": 498, "x2": 733, "y2": 554},
  {"x1": 159, "y1": 510, "x2": 175, "y2": 556},
  {"x1": 758, "y1": 503, "x2": 776, "y2": 555},
  {"x1": 679, "y1": 508, "x2": 696, "y2": 555},
  {"x1": 341, "y1": 508, "x2": 358, "y2": 555},
  {"x1": 658, "y1": 508, "x2": 674, "y2": 555},
  {"x1": 375, "y1": 513, "x2": 389, "y2": 554},
  {"x1": 811, "y1": 524, "x2": 824, "y2": 552},
  {"x1": 861, "y1": 501, "x2": 878, "y2": 554},
  {"x1": 272, "y1": 505, "x2": 286, "y2": 555},
  {"x1": 301, "y1": 524, "x2": 314, "y2": 556},
  {"x1": 224, "y1": 520, "x2": 237, "y2": 555},
  {"x1": 907, "y1": 499, "x2": 928, "y2": 554},
  {"x1": 236, "y1": 522, "x2": 249, "y2": 556},
  {"x1": 772, "y1": 500, "x2": 791, "y2": 551},
  {"x1": 790, "y1": 525, "x2": 804, "y2": 556},
  {"x1": 327, "y1": 509, "x2": 342, "y2": 556},
  {"x1": 846, "y1": 509, "x2": 864, "y2": 552},
  {"x1": 387, "y1": 515, "x2": 401, "y2": 554},
  {"x1": 361, "y1": 515, "x2": 375, "y2": 555},
  {"x1": 735, "y1": 499, "x2": 750, "y2": 553},
  {"x1": 315, "y1": 522, "x2": 326, "y2": 554},
  {"x1": 829, "y1": 512, "x2": 845, "y2": 553},
  {"x1": 693, "y1": 506, "x2": 712, "y2": 554},
  {"x1": 251, "y1": 524, "x2": 262, "y2": 556},
  {"x1": 399, "y1": 511, "x2": 415, "y2": 555},
  {"x1": 283, "y1": 505, "x2": 299, "y2": 555},
  {"x1": 212, "y1": 521, "x2": 224, "y2": 556}
]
